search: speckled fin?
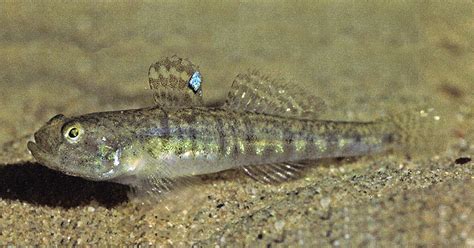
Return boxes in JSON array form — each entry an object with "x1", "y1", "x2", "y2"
[
  {"x1": 149, "y1": 56, "x2": 204, "y2": 108},
  {"x1": 223, "y1": 71, "x2": 326, "y2": 119},
  {"x1": 242, "y1": 162, "x2": 306, "y2": 184}
]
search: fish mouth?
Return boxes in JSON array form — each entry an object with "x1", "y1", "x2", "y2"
[
  {"x1": 27, "y1": 141, "x2": 60, "y2": 170},
  {"x1": 32, "y1": 128, "x2": 55, "y2": 154},
  {"x1": 27, "y1": 141, "x2": 43, "y2": 159},
  {"x1": 28, "y1": 140, "x2": 78, "y2": 178},
  {"x1": 28, "y1": 140, "x2": 108, "y2": 181}
]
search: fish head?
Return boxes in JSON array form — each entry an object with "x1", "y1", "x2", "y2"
[{"x1": 28, "y1": 113, "x2": 129, "y2": 181}]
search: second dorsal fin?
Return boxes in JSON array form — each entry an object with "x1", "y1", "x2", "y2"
[{"x1": 223, "y1": 71, "x2": 326, "y2": 119}]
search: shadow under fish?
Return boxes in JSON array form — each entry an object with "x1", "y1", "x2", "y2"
[{"x1": 0, "y1": 163, "x2": 128, "y2": 208}]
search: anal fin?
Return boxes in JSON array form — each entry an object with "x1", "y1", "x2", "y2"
[{"x1": 242, "y1": 162, "x2": 307, "y2": 184}]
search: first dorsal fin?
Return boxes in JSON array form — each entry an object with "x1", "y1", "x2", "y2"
[
  {"x1": 148, "y1": 56, "x2": 204, "y2": 108},
  {"x1": 223, "y1": 71, "x2": 326, "y2": 119}
]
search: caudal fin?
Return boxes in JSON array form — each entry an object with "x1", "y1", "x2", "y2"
[{"x1": 387, "y1": 107, "x2": 448, "y2": 158}]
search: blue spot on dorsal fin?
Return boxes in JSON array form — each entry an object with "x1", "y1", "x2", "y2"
[{"x1": 188, "y1": 71, "x2": 202, "y2": 94}]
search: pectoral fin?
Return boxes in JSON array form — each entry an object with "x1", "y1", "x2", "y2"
[{"x1": 115, "y1": 149, "x2": 195, "y2": 200}]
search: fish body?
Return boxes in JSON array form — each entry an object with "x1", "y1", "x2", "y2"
[
  {"x1": 27, "y1": 56, "x2": 437, "y2": 197},
  {"x1": 29, "y1": 106, "x2": 395, "y2": 189},
  {"x1": 139, "y1": 107, "x2": 394, "y2": 177}
]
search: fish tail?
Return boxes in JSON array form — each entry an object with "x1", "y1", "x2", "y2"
[{"x1": 386, "y1": 107, "x2": 448, "y2": 157}]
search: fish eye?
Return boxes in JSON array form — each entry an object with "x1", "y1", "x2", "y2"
[
  {"x1": 63, "y1": 124, "x2": 83, "y2": 143},
  {"x1": 68, "y1": 127, "x2": 79, "y2": 138}
]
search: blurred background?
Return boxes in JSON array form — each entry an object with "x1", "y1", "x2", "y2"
[
  {"x1": 1, "y1": 1, "x2": 472, "y2": 143},
  {"x1": 0, "y1": 1, "x2": 472, "y2": 246}
]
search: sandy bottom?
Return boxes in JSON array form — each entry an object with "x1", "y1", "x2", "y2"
[{"x1": 0, "y1": 2, "x2": 472, "y2": 246}]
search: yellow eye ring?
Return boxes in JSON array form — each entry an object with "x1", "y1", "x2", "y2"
[{"x1": 63, "y1": 124, "x2": 83, "y2": 143}]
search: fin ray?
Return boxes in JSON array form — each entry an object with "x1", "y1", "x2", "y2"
[
  {"x1": 223, "y1": 71, "x2": 326, "y2": 119},
  {"x1": 148, "y1": 56, "x2": 204, "y2": 108},
  {"x1": 119, "y1": 149, "x2": 195, "y2": 201},
  {"x1": 242, "y1": 162, "x2": 308, "y2": 184}
]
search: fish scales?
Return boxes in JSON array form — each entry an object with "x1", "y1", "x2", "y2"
[{"x1": 136, "y1": 107, "x2": 396, "y2": 178}]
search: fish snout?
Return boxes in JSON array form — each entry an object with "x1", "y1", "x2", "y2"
[
  {"x1": 33, "y1": 128, "x2": 52, "y2": 153},
  {"x1": 33, "y1": 114, "x2": 70, "y2": 152},
  {"x1": 33, "y1": 121, "x2": 64, "y2": 154}
]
